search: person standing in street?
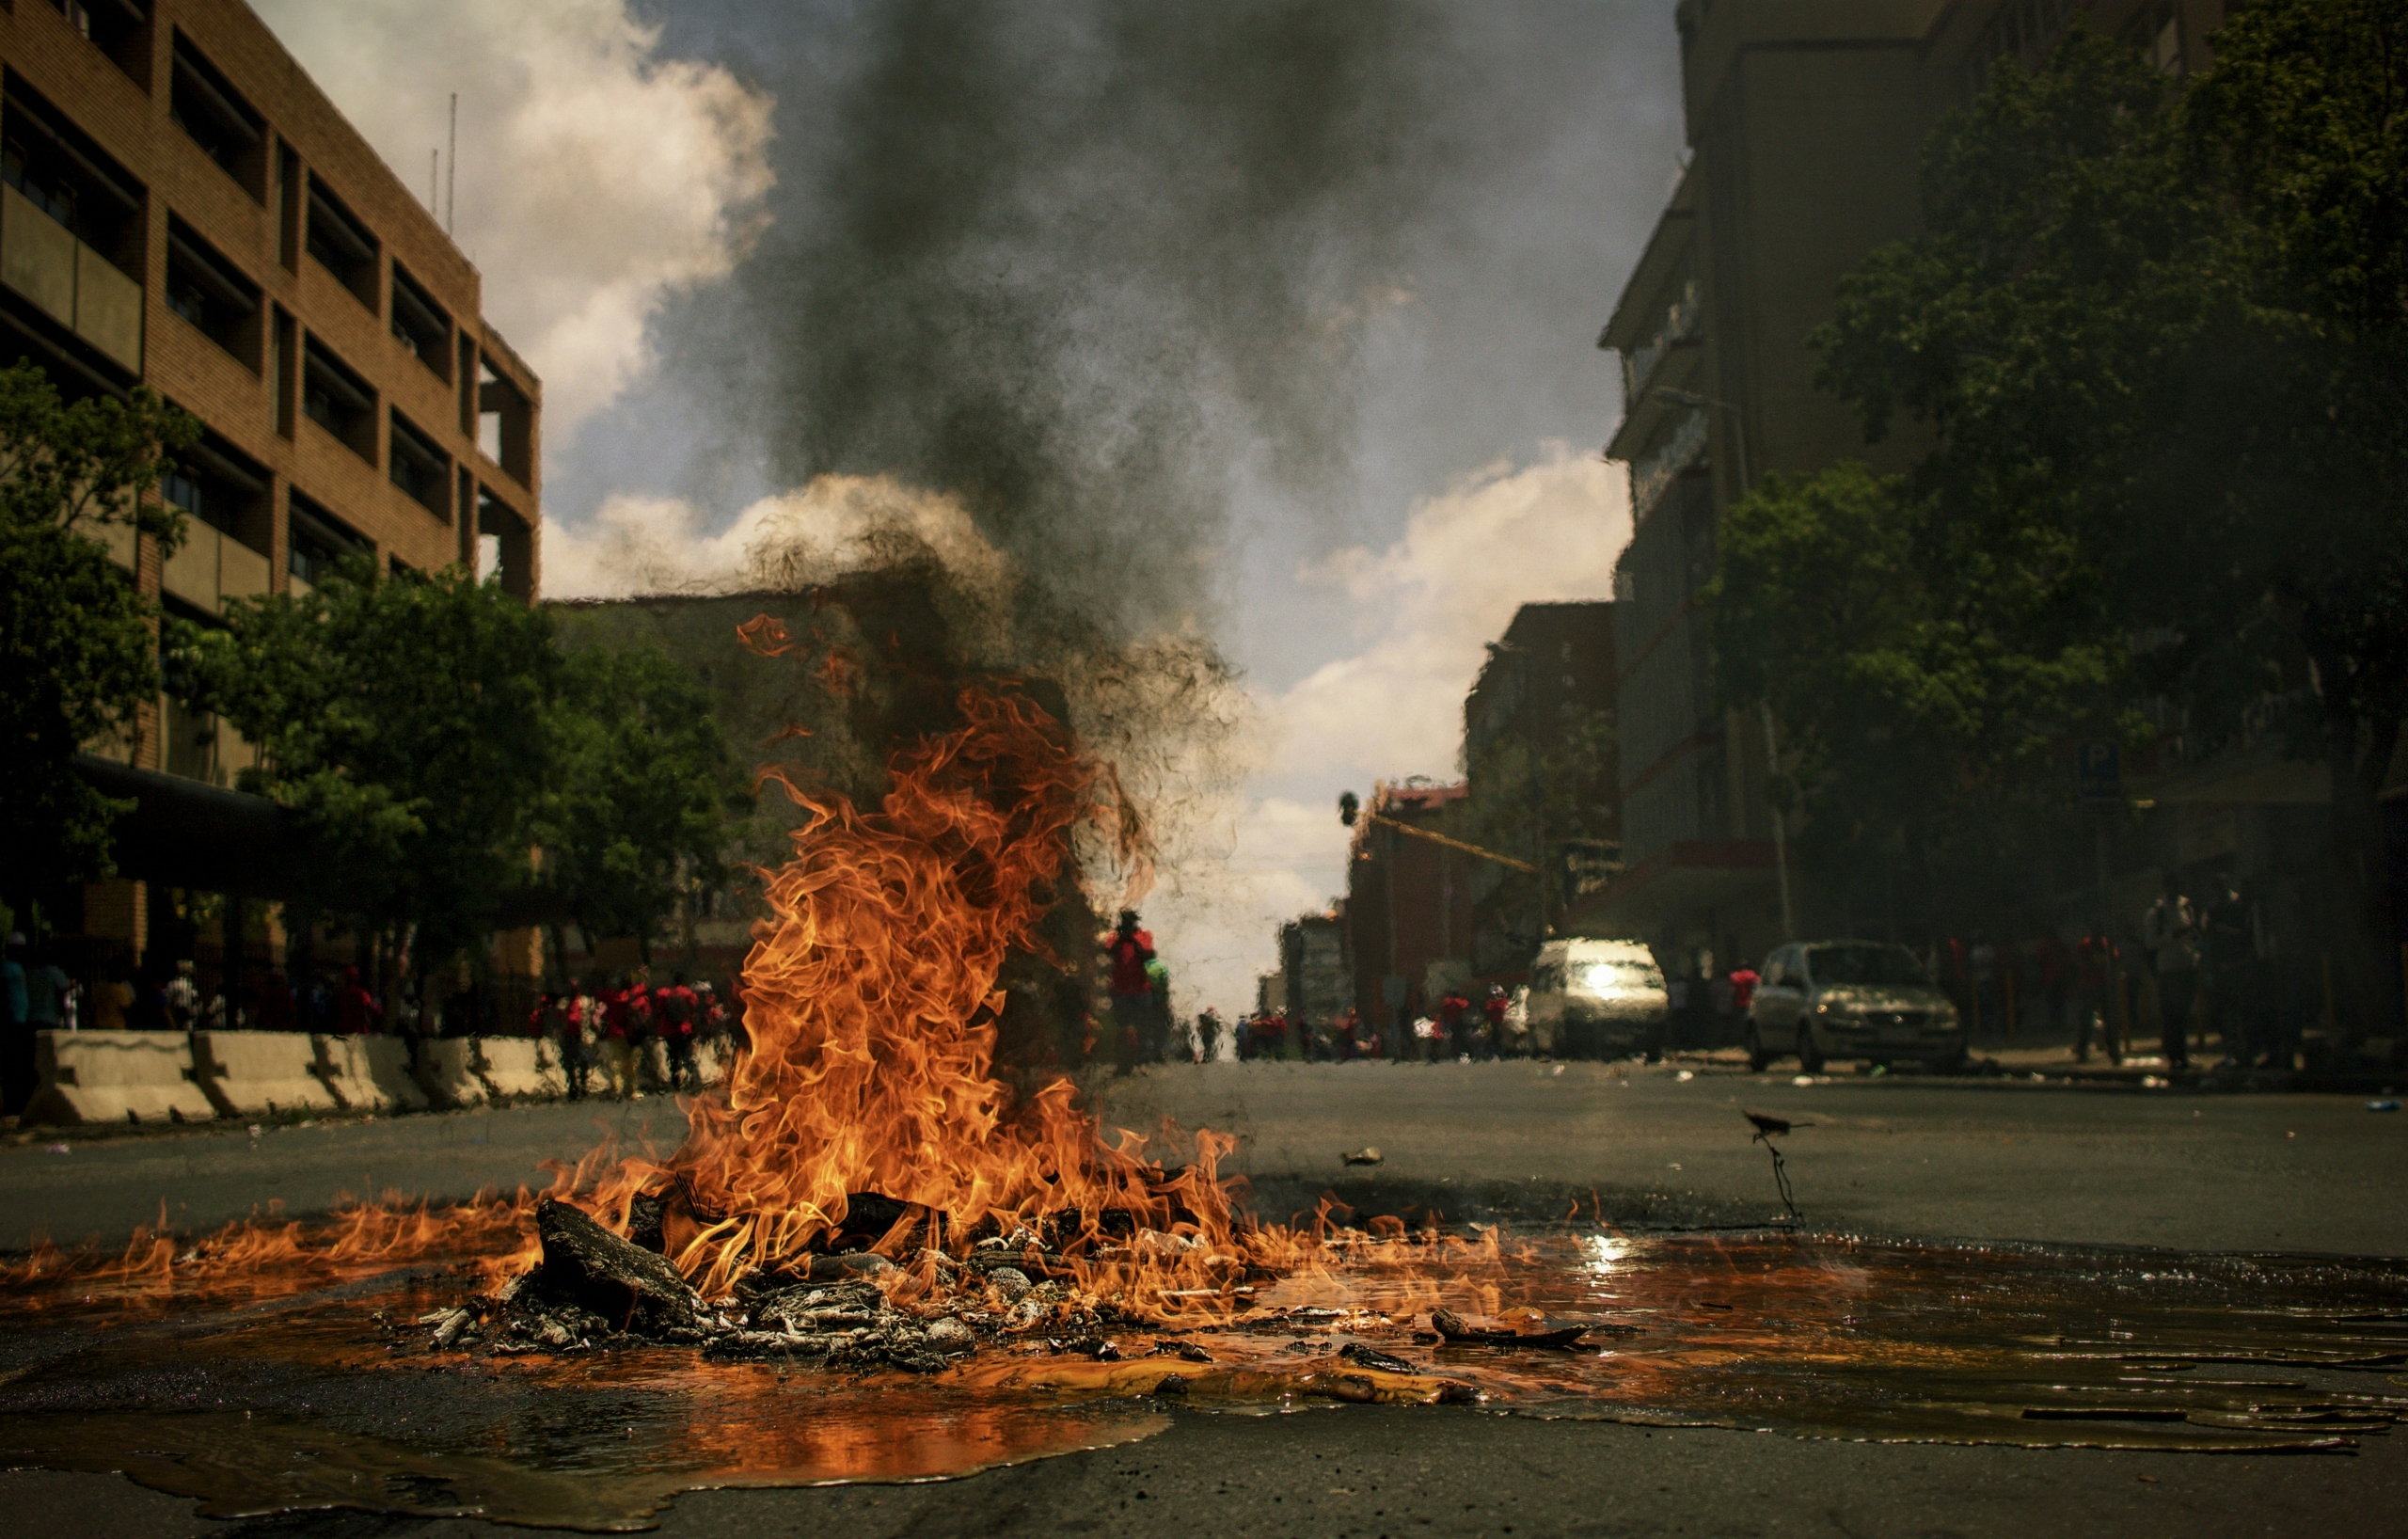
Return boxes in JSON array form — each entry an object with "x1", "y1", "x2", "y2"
[
  {"x1": 2071, "y1": 929, "x2": 2118, "y2": 1064},
  {"x1": 2141, "y1": 879, "x2": 2199, "y2": 1071},
  {"x1": 1102, "y1": 911, "x2": 1154, "y2": 1077},
  {"x1": 2201, "y1": 878, "x2": 2258, "y2": 1068},
  {"x1": 1482, "y1": 986, "x2": 1510, "y2": 1059}
]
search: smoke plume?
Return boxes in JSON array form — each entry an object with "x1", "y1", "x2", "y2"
[{"x1": 678, "y1": 0, "x2": 1454, "y2": 642}]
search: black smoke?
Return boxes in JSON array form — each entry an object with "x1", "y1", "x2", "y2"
[{"x1": 672, "y1": 0, "x2": 1458, "y2": 640}]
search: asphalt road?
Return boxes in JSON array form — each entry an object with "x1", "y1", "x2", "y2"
[
  {"x1": 6, "y1": 1061, "x2": 2405, "y2": 1537},
  {"x1": 7, "y1": 1060, "x2": 2401, "y2": 1255}
]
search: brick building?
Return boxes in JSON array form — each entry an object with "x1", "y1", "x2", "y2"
[
  {"x1": 1342, "y1": 780, "x2": 1475, "y2": 1055},
  {"x1": 3, "y1": 0, "x2": 540, "y2": 973}
]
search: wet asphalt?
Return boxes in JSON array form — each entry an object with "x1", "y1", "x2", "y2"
[{"x1": 6, "y1": 1059, "x2": 2406, "y2": 1536}]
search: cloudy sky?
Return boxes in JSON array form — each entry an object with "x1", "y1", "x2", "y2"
[{"x1": 255, "y1": 0, "x2": 1686, "y2": 1014}]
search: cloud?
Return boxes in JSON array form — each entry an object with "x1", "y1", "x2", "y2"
[
  {"x1": 1161, "y1": 447, "x2": 1632, "y2": 1017},
  {"x1": 1272, "y1": 446, "x2": 1631, "y2": 786},
  {"x1": 540, "y1": 476, "x2": 1008, "y2": 602},
  {"x1": 254, "y1": 0, "x2": 773, "y2": 443}
]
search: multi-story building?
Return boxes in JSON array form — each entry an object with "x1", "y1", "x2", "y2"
[
  {"x1": 1342, "y1": 780, "x2": 1475, "y2": 1053},
  {"x1": 1585, "y1": 0, "x2": 2230, "y2": 983},
  {"x1": 1275, "y1": 911, "x2": 1350, "y2": 1035},
  {"x1": 1460, "y1": 600, "x2": 1619, "y2": 978},
  {"x1": 4, "y1": 0, "x2": 541, "y2": 970}
]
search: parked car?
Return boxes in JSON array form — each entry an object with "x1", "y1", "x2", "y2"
[
  {"x1": 1748, "y1": 941, "x2": 1965, "y2": 1072},
  {"x1": 1525, "y1": 938, "x2": 1668, "y2": 1059}
]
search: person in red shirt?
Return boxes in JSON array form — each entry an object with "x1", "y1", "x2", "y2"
[
  {"x1": 1727, "y1": 964, "x2": 1760, "y2": 1016},
  {"x1": 1102, "y1": 911, "x2": 1154, "y2": 1076},
  {"x1": 600, "y1": 976, "x2": 642, "y2": 1099},
  {"x1": 1482, "y1": 986, "x2": 1510, "y2": 1060},
  {"x1": 332, "y1": 966, "x2": 382, "y2": 1036},
  {"x1": 1437, "y1": 991, "x2": 1471, "y2": 1060},
  {"x1": 657, "y1": 972, "x2": 701, "y2": 1091}
]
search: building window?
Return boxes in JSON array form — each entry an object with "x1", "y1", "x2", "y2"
[
  {"x1": 1, "y1": 87, "x2": 144, "y2": 268},
  {"x1": 305, "y1": 174, "x2": 379, "y2": 310},
  {"x1": 54, "y1": 1, "x2": 151, "y2": 87},
  {"x1": 161, "y1": 466, "x2": 203, "y2": 520},
  {"x1": 388, "y1": 408, "x2": 451, "y2": 516},
  {"x1": 288, "y1": 491, "x2": 368, "y2": 588},
  {"x1": 169, "y1": 30, "x2": 266, "y2": 198},
  {"x1": 389, "y1": 261, "x2": 452, "y2": 382},
  {"x1": 301, "y1": 334, "x2": 377, "y2": 463},
  {"x1": 165, "y1": 215, "x2": 261, "y2": 367}
]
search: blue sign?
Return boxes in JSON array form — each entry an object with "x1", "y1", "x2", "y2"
[{"x1": 2076, "y1": 739, "x2": 2121, "y2": 804}]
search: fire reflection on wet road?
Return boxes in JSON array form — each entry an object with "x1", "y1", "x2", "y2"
[{"x1": 2, "y1": 1230, "x2": 2403, "y2": 1530}]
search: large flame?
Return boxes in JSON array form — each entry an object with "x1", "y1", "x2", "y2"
[
  {"x1": 621, "y1": 685, "x2": 1282, "y2": 1311},
  {"x1": 7, "y1": 674, "x2": 1298, "y2": 1319}
]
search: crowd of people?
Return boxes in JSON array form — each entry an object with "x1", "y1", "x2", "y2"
[
  {"x1": 0, "y1": 925, "x2": 744, "y2": 1115},
  {"x1": 526, "y1": 972, "x2": 733, "y2": 1101}
]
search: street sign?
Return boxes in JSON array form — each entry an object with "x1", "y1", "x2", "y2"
[{"x1": 2076, "y1": 738, "x2": 2121, "y2": 805}]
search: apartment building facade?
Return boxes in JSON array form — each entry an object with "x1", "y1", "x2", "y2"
[
  {"x1": 1590, "y1": 0, "x2": 2233, "y2": 981},
  {"x1": 1461, "y1": 600, "x2": 1619, "y2": 977},
  {"x1": 2, "y1": 0, "x2": 542, "y2": 961},
  {"x1": 1342, "y1": 780, "x2": 1476, "y2": 1051}
]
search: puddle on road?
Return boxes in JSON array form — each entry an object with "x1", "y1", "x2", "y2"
[{"x1": 3, "y1": 1232, "x2": 2403, "y2": 1529}]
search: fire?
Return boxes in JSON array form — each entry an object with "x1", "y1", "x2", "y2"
[
  {"x1": 619, "y1": 685, "x2": 1286, "y2": 1311},
  {"x1": 4, "y1": 672, "x2": 1307, "y2": 1322}
]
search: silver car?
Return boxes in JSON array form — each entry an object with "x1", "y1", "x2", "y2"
[{"x1": 1747, "y1": 941, "x2": 1966, "y2": 1073}]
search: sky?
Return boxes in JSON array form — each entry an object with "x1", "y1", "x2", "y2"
[{"x1": 252, "y1": 0, "x2": 1687, "y2": 1016}]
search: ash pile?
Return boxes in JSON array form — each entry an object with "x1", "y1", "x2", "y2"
[{"x1": 421, "y1": 1197, "x2": 1182, "y2": 1376}]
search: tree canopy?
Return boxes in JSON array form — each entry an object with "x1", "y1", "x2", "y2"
[
  {"x1": 537, "y1": 638, "x2": 748, "y2": 967},
  {"x1": 0, "y1": 364, "x2": 198, "y2": 893},
  {"x1": 1710, "y1": 3, "x2": 2405, "y2": 995}
]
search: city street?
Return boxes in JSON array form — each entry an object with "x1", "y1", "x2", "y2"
[{"x1": 6, "y1": 1061, "x2": 2404, "y2": 1537}]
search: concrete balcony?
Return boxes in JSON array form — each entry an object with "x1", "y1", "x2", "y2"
[
  {"x1": 162, "y1": 519, "x2": 271, "y2": 612},
  {"x1": 0, "y1": 183, "x2": 143, "y2": 373}
]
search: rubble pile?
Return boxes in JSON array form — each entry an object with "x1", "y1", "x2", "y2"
[{"x1": 423, "y1": 1197, "x2": 1219, "y2": 1377}]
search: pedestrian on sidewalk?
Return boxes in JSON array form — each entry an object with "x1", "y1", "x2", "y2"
[
  {"x1": 2141, "y1": 878, "x2": 2199, "y2": 1071},
  {"x1": 2070, "y1": 929, "x2": 2118, "y2": 1064},
  {"x1": 602, "y1": 975, "x2": 643, "y2": 1099},
  {"x1": 658, "y1": 971, "x2": 701, "y2": 1091}
]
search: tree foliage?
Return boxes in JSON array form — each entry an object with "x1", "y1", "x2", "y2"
[
  {"x1": 177, "y1": 565, "x2": 748, "y2": 978},
  {"x1": 0, "y1": 363, "x2": 198, "y2": 890},
  {"x1": 537, "y1": 639, "x2": 747, "y2": 963},
  {"x1": 1712, "y1": 5, "x2": 2406, "y2": 992},
  {"x1": 178, "y1": 563, "x2": 561, "y2": 965}
]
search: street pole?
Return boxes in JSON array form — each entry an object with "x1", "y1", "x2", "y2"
[{"x1": 1760, "y1": 701, "x2": 1793, "y2": 942}]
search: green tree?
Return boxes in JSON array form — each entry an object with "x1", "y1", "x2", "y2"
[
  {"x1": 0, "y1": 363, "x2": 198, "y2": 894},
  {"x1": 537, "y1": 640, "x2": 748, "y2": 970},
  {"x1": 1725, "y1": 6, "x2": 2405, "y2": 1016},
  {"x1": 1707, "y1": 462, "x2": 2129, "y2": 928},
  {"x1": 178, "y1": 562, "x2": 560, "y2": 976}
]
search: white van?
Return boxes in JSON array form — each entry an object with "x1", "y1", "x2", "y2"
[{"x1": 1524, "y1": 938, "x2": 1668, "y2": 1059}]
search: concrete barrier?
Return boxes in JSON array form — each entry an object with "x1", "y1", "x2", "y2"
[
  {"x1": 415, "y1": 1038, "x2": 488, "y2": 1108},
  {"x1": 24, "y1": 1031, "x2": 216, "y2": 1126},
  {"x1": 191, "y1": 1030, "x2": 341, "y2": 1118},
  {"x1": 477, "y1": 1037, "x2": 565, "y2": 1101},
  {"x1": 313, "y1": 1035, "x2": 430, "y2": 1114}
]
